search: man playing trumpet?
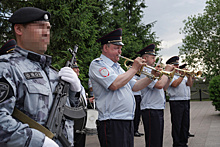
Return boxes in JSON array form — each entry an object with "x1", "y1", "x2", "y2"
[
  {"x1": 137, "y1": 44, "x2": 174, "y2": 147},
  {"x1": 89, "y1": 28, "x2": 157, "y2": 147},
  {"x1": 179, "y1": 64, "x2": 195, "y2": 139},
  {"x1": 166, "y1": 56, "x2": 193, "y2": 147}
]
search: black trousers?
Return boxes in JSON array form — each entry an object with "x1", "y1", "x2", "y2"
[
  {"x1": 97, "y1": 119, "x2": 134, "y2": 147},
  {"x1": 169, "y1": 100, "x2": 189, "y2": 147},
  {"x1": 74, "y1": 133, "x2": 86, "y2": 147},
  {"x1": 142, "y1": 109, "x2": 164, "y2": 147},
  {"x1": 187, "y1": 100, "x2": 191, "y2": 135},
  {"x1": 134, "y1": 95, "x2": 142, "y2": 133}
]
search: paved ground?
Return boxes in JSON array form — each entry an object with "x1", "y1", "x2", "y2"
[{"x1": 85, "y1": 101, "x2": 220, "y2": 147}]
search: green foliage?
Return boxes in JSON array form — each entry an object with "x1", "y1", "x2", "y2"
[
  {"x1": 208, "y1": 75, "x2": 220, "y2": 111},
  {"x1": 0, "y1": 0, "x2": 160, "y2": 93},
  {"x1": 179, "y1": 0, "x2": 220, "y2": 80}
]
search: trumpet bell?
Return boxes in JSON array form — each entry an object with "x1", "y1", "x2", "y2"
[
  {"x1": 196, "y1": 71, "x2": 202, "y2": 77},
  {"x1": 161, "y1": 70, "x2": 175, "y2": 81}
]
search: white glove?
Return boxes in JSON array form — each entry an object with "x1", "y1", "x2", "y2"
[
  {"x1": 59, "y1": 67, "x2": 81, "y2": 92},
  {"x1": 42, "y1": 136, "x2": 59, "y2": 147}
]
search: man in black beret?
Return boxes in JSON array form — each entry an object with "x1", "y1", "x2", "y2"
[
  {"x1": 9, "y1": 7, "x2": 51, "y2": 55},
  {"x1": 166, "y1": 56, "x2": 193, "y2": 147},
  {"x1": 137, "y1": 44, "x2": 174, "y2": 147},
  {"x1": 0, "y1": 7, "x2": 81, "y2": 147},
  {"x1": 89, "y1": 29, "x2": 156, "y2": 147},
  {"x1": 0, "y1": 39, "x2": 16, "y2": 55}
]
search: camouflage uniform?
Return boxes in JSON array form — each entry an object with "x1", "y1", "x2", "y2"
[{"x1": 0, "y1": 46, "x2": 75, "y2": 147}]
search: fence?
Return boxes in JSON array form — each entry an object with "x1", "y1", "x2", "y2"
[{"x1": 191, "y1": 80, "x2": 209, "y2": 101}]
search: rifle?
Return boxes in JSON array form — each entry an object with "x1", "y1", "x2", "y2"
[{"x1": 46, "y1": 45, "x2": 86, "y2": 147}]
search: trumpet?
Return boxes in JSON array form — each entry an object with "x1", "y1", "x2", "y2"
[
  {"x1": 120, "y1": 55, "x2": 175, "y2": 81},
  {"x1": 175, "y1": 68, "x2": 203, "y2": 77}
]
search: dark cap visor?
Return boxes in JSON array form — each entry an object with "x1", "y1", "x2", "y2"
[{"x1": 111, "y1": 42, "x2": 124, "y2": 46}]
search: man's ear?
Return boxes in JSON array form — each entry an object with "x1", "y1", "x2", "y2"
[
  {"x1": 14, "y1": 24, "x2": 23, "y2": 36},
  {"x1": 103, "y1": 44, "x2": 108, "y2": 52}
]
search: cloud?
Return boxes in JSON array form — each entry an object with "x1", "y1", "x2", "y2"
[
  {"x1": 142, "y1": 0, "x2": 206, "y2": 65},
  {"x1": 159, "y1": 42, "x2": 183, "y2": 64}
]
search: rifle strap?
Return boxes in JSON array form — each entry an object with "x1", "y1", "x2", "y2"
[{"x1": 12, "y1": 107, "x2": 55, "y2": 139}]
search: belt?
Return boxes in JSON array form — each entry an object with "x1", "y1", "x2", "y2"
[{"x1": 12, "y1": 107, "x2": 54, "y2": 139}]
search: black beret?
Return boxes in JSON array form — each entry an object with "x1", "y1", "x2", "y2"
[
  {"x1": 136, "y1": 44, "x2": 156, "y2": 56},
  {"x1": 9, "y1": 7, "x2": 50, "y2": 24},
  {"x1": 0, "y1": 39, "x2": 16, "y2": 55},
  {"x1": 166, "y1": 56, "x2": 179, "y2": 65},
  {"x1": 179, "y1": 63, "x2": 187, "y2": 69},
  {"x1": 97, "y1": 28, "x2": 124, "y2": 46}
]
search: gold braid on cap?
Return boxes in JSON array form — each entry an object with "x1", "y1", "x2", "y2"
[
  {"x1": 171, "y1": 60, "x2": 179, "y2": 64},
  {"x1": 108, "y1": 39, "x2": 122, "y2": 43},
  {"x1": 6, "y1": 48, "x2": 15, "y2": 53}
]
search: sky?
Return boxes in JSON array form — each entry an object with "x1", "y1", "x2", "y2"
[{"x1": 142, "y1": 0, "x2": 207, "y2": 65}]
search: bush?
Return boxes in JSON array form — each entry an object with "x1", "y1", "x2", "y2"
[{"x1": 209, "y1": 75, "x2": 220, "y2": 111}]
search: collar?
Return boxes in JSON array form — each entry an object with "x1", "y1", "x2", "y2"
[
  {"x1": 15, "y1": 46, "x2": 52, "y2": 67},
  {"x1": 100, "y1": 54, "x2": 120, "y2": 67}
]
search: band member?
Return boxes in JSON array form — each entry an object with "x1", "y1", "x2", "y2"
[
  {"x1": 179, "y1": 63, "x2": 195, "y2": 138},
  {"x1": 89, "y1": 28, "x2": 154, "y2": 147},
  {"x1": 0, "y1": 7, "x2": 80, "y2": 146},
  {"x1": 166, "y1": 56, "x2": 193, "y2": 147},
  {"x1": 132, "y1": 75, "x2": 144, "y2": 137},
  {"x1": 137, "y1": 44, "x2": 174, "y2": 147},
  {"x1": 127, "y1": 61, "x2": 144, "y2": 137},
  {"x1": 71, "y1": 60, "x2": 95, "y2": 147}
]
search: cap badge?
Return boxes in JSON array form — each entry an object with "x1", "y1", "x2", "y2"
[{"x1": 44, "y1": 14, "x2": 48, "y2": 20}]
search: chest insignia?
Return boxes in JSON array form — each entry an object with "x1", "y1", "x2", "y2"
[{"x1": 24, "y1": 72, "x2": 43, "y2": 80}]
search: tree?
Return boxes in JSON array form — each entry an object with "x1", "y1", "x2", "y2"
[
  {"x1": 94, "y1": 0, "x2": 161, "y2": 67},
  {"x1": 0, "y1": 0, "x2": 101, "y2": 90},
  {"x1": 0, "y1": 0, "x2": 160, "y2": 92},
  {"x1": 209, "y1": 75, "x2": 220, "y2": 111},
  {"x1": 179, "y1": 0, "x2": 220, "y2": 80}
]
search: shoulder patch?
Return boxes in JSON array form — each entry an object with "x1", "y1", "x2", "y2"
[
  {"x1": 0, "y1": 78, "x2": 14, "y2": 103},
  {"x1": 0, "y1": 82, "x2": 10, "y2": 103},
  {"x1": 99, "y1": 67, "x2": 109, "y2": 77}
]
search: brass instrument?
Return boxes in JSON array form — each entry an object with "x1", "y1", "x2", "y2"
[
  {"x1": 194, "y1": 71, "x2": 203, "y2": 77},
  {"x1": 120, "y1": 55, "x2": 175, "y2": 81},
  {"x1": 192, "y1": 71, "x2": 206, "y2": 82},
  {"x1": 175, "y1": 68, "x2": 203, "y2": 77}
]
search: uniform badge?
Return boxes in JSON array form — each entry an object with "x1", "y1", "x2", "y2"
[
  {"x1": 44, "y1": 14, "x2": 49, "y2": 20},
  {"x1": 24, "y1": 72, "x2": 43, "y2": 80},
  {"x1": 0, "y1": 82, "x2": 9, "y2": 103},
  {"x1": 99, "y1": 67, "x2": 109, "y2": 77}
]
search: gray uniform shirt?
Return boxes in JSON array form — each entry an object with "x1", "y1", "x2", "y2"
[
  {"x1": 167, "y1": 75, "x2": 190, "y2": 101},
  {"x1": 0, "y1": 46, "x2": 74, "y2": 147},
  {"x1": 140, "y1": 67, "x2": 166, "y2": 110},
  {"x1": 89, "y1": 54, "x2": 136, "y2": 121}
]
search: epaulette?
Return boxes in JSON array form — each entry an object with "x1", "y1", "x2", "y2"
[
  {"x1": 0, "y1": 51, "x2": 18, "y2": 61},
  {"x1": 95, "y1": 58, "x2": 102, "y2": 61}
]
